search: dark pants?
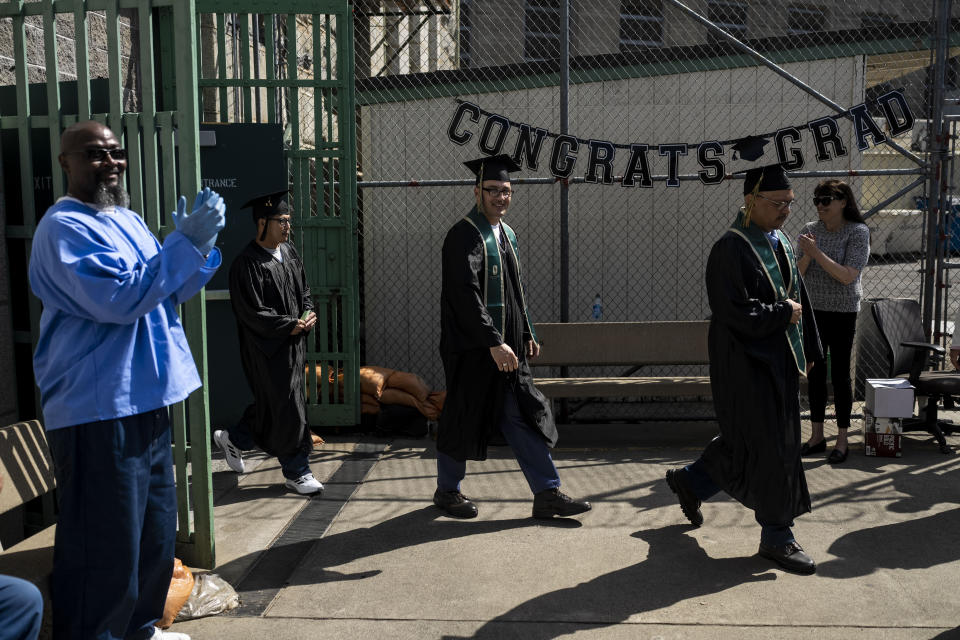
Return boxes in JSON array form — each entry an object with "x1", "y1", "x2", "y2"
[
  {"x1": 684, "y1": 459, "x2": 794, "y2": 545},
  {"x1": 437, "y1": 389, "x2": 561, "y2": 495},
  {"x1": 0, "y1": 574, "x2": 42, "y2": 640},
  {"x1": 808, "y1": 310, "x2": 858, "y2": 429},
  {"x1": 46, "y1": 409, "x2": 177, "y2": 640},
  {"x1": 226, "y1": 413, "x2": 310, "y2": 480}
]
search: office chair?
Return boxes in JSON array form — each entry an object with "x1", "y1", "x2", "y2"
[{"x1": 871, "y1": 298, "x2": 957, "y2": 454}]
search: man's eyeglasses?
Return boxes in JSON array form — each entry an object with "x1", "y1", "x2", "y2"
[
  {"x1": 268, "y1": 217, "x2": 292, "y2": 228},
  {"x1": 755, "y1": 194, "x2": 794, "y2": 211},
  {"x1": 481, "y1": 187, "x2": 513, "y2": 198},
  {"x1": 69, "y1": 147, "x2": 128, "y2": 162},
  {"x1": 812, "y1": 195, "x2": 838, "y2": 207}
]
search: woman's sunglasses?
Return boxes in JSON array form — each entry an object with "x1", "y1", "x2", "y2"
[{"x1": 813, "y1": 195, "x2": 839, "y2": 207}]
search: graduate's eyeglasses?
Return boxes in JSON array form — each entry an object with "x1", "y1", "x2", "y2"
[
  {"x1": 69, "y1": 147, "x2": 128, "y2": 162},
  {"x1": 268, "y1": 217, "x2": 292, "y2": 227},
  {"x1": 755, "y1": 194, "x2": 794, "y2": 211},
  {"x1": 812, "y1": 195, "x2": 839, "y2": 207},
  {"x1": 482, "y1": 187, "x2": 513, "y2": 198}
]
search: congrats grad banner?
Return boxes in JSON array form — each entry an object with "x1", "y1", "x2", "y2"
[{"x1": 447, "y1": 90, "x2": 915, "y2": 187}]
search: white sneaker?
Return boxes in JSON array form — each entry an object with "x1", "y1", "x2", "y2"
[
  {"x1": 285, "y1": 472, "x2": 324, "y2": 495},
  {"x1": 151, "y1": 627, "x2": 191, "y2": 640},
  {"x1": 213, "y1": 429, "x2": 245, "y2": 474}
]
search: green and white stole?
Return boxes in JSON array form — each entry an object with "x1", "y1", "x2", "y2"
[
  {"x1": 728, "y1": 209, "x2": 806, "y2": 375},
  {"x1": 463, "y1": 206, "x2": 539, "y2": 344}
]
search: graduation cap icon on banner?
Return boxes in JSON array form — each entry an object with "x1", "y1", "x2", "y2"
[{"x1": 730, "y1": 135, "x2": 770, "y2": 161}]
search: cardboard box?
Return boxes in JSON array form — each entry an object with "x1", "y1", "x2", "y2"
[
  {"x1": 863, "y1": 411, "x2": 904, "y2": 435},
  {"x1": 865, "y1": 379, "x2": 915, "y2": 418},
  {"x1": 864, "y1": 431, "x2": 903, "y2": 457}
]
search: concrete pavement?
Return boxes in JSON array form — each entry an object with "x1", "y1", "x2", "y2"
[{"x1": 172, "y1": 420, "x2": 960, "y2": 639}]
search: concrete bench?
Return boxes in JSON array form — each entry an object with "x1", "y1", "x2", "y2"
[
  {"x1": 531, "y1": 321, "x2": 712, "y2": 400},
  {"x1": 0, "y1": 419, "x2": 56, "y2": 638}
]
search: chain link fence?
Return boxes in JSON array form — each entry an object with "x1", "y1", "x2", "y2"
[{"x1": 353, "y1": 0, "x2": 960, "y2": 421}]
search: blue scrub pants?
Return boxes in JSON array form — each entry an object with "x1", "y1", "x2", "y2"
[
  {"x1": 226, "y1": 418, "x2": 310, "y2": 480},
  {"x1": 0, "y1": 574, "x2": 42, "y2": 640},
  {"x1": 684, "y1": 458, "x2": 794, "y2": 546},
  {"x1": 438, "y1": 389, "x2": 562, "y2": 495},
  {"x1": 46, "y1": 408, "x2": 177, "y2": 640}
]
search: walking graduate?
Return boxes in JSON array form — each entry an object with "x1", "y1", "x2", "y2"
[
  {"x1": 214, "y1": 189, "x2": 323, "y2": 496},
  {"x1": 665, "y1": 163, "x2": 823, "y2": 574},
  {"x1": 433, "y1": 153, "x2": 591, "y2": 520}
]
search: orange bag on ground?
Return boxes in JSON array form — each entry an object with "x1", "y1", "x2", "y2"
[
  {"x1": 360, "y1": 366, "x2": 394, "y2": 399},
  {"x1": 380, "y1": 387, "x2": 420, "y2": 410},
  {"x1": 361, "y1": 392, "x2": 381, "y2": 414},
  {"x1": 385, "y1": 371, "x2": 430, "y2": 403},
  {"x1": 160, "y1": 558, "x2": 194, "y2": 628},
  {"x1": 427, "y1": 391, "x2": 446, "y2": 412}
]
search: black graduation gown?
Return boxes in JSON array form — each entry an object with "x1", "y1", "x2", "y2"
[
  {"x1": 699, "y1": 229, "x2": 822, "y2": 526},
  {"x1": 437, "y1": 217, "x2": 557, "y2": 462},
  {"x1": 228, "y1": 240, "x2": 314, "y2": 458}
]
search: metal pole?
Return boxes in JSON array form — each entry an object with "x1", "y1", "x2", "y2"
[
  {"x1": 922, "y1": 0, "x2": 951, "y2": 341},
  {"x1": 557, "y1": 0, "x2": 571, "y2": 420},
  {"x1": 559, "y1": 0, "x2": 569, "y2": 325}
]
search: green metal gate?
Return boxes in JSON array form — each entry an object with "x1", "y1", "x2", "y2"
[
  {"x1": 1, "y1": 1, "x2": 215, "y2": 567},
  {"x1": 195, "y1": 1, "x2": 360, "y2": 427}
]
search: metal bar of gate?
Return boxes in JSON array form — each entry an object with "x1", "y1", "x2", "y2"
[{"x1": 923, "y1": 0, "x2": 953, "y2": 342}]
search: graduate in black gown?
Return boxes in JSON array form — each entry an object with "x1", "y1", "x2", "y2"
[
  {"x1": 665, "y1": 164, "x2": 823, "y2": 574},
  {"x1": 213, "y1": 190, "x2": 324, "y2": 496},
  {"x1": 433, "y1": 154, "x2": 591, "y2": 520}
]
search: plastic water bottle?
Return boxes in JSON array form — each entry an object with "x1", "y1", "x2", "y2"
[{"x1": 591, "y1": 294, "x2": 603, "y2": 320}]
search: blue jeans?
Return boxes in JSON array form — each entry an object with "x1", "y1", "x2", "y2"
[
  {"x1": 438, "y1": 389, "x2": 561, "y2": 495},
  {"x1": 226, "y1": 418, "x2": 310, "y2": 480},
  {"x1": 684, "y1": 458, "x2": 795, "y2": 546},
  {"x1": 46, "y1": 408, "x2": 176, "y2": 640},
  {"x1": 0, "y1": 574, "x2": 42, "y2": 640}
]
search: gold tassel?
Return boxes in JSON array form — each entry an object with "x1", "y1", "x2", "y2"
[{"x1": 742, "y1": 174, "x2": 764, "y2": 228}]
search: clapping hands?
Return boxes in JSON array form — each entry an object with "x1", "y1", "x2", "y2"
[{"x1": 171, "y1": 187, "x2": 226, "y2": 256}]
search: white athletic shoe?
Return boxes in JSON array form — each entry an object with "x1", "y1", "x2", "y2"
[
  {"x1": 285, "y1": 472, "x2": 324, "y2": 496},
  {"x1": 213, "y1": 429, "x2": 245, "y2": 474},
  {"x1": 151, "y1": 627, "x2": 191, "y2": 640}
]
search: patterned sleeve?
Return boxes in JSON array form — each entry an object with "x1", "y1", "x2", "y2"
[{"x1": 844, "y1": 223, "x2": 871, "y2": 271}]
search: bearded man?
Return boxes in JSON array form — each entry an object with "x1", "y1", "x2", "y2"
[{"x1": 29, "y1": 120, "x2": 225, "y2": 640}]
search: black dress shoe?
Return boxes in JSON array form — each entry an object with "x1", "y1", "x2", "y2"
[
  {"x1": 800, "y1": 439, "x2": 826, "y2": 456},
  {"x1": 758, "y1": 541, "x2": 817, "y2": 575},
  {"x1": 665, "y1": 468, "x2": 703, "y2": 527},
  {"x1": 433, "y1": 489, "x2": 478, "y2": 519},
  {"x1": 532, "y1": 488, "x2": 592, "y2": 519},
  {"x1": 827, "y1": 447, "x2": 848, "y2": 464}
]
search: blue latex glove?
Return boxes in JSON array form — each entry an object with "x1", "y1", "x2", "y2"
[{"x1": 171, "y1": 187, "x2": 226, "y2": 256}]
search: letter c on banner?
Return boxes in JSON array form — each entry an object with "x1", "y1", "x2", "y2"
[
  {"x1": 550, "y1": 134, "x2": 580, "y2": 179},
  {"x1": 774, "y1": 127, "x2": 804, "y2": 170},
  {"x1": 448, "y1": 101, "x2": 481, "y2": 145}
]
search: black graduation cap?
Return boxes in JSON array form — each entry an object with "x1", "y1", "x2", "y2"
[
  {"x1": 730, "y1": 135, "x2": 769, "y2": 161},
  {"x1": 463, "y1": 154, "x2": 522, "y2": 184},
  {"x1": 241, "y1": 189, "x2": 291, "y2": 223},
  {"x1": 742, "y1": 163, "x2": 792, "y2": 195}
]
